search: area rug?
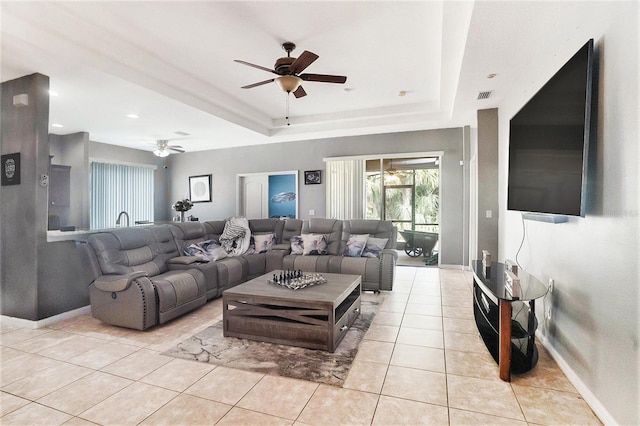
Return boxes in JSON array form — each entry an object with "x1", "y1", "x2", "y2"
[{"x1": 162, "y1": 300, "x2": 380, "y2": 386}]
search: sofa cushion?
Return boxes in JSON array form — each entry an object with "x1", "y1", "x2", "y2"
[
  {"x1": 283, "y1": 219, "x2": 303, "y2": 245},
  {"x1": 282, "y1": 254, "x2": 333, "y2": 272},
  {"x1": 343, "y1": 234, "x2": 369, "y2": 257},
  {"x1": 342, "y1": 220, "x2": 396, "y2": 251},
  {"x1": 154, "y1": 270, "x2": 204, "y2": 312},
  {"x1": 249, "y1": 219, "x2": 285, "y2": 244},
  {"x1": 87, "y1": 228, "x2": 168, "y2": 276},
  {"x1": 184, "y1": 240, "x2": 228, "y2": 262},
  {"x1": 362, "y1": 237, "x2": 389, "y2": 258},
  {"x1": 301, "y1": 234, "x2": 328, "y2": 255},
  {"x1": 253, "y1": 233, "x2": 276, "y2": 253},
  {"x1": 302, "y1": 218, "x2": 343, "y2": 255}
]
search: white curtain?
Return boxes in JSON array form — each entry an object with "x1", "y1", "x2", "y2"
[
  {"x1": 90, "y1": 162, "x2": 154, "y2": 229},
  {"x1": 325, "y1": 159, "x2": 365, "y2": 219}
]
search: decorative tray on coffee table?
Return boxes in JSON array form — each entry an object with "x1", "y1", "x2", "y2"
[{"x1": 268, "y1": 270, "x2": 327, "y2": 290}]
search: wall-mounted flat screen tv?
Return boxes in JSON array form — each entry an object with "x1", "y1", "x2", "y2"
[{"x1": 507, "y1": 39, "x2": 595, "y2": 217}]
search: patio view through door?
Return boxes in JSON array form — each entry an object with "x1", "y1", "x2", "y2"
[{"x1": 365, "y1": 157, "x2": 440, "y2": 264}]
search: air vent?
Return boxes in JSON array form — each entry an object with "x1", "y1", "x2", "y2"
[
  {"x1": 174, "y1": 131, "x2": 190, "y2": 136},
  {"x1": 477, "y1": 91, "x2": 493, "y2": 100}
]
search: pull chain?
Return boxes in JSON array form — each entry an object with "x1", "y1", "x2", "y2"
[{"x1": 285, "y1": 93, "x2": 291, "y2": 126}]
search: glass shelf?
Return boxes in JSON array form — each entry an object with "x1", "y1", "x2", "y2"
[{"x1": 472, "y1": 260, "x2": 548, "y2": 302}]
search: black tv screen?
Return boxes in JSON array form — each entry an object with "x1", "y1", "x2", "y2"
[{"x1": 507, "y1": 39, "x2": 594, "y2": 217}]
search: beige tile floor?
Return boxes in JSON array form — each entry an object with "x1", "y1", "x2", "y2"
[{"x1": 0, "y1": 266, "x2": 602, "y2": 425}]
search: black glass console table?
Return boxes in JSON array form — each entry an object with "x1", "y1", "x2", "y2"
[{"x1": 472, "y1": 260, "x2": 549, "y2": 381}]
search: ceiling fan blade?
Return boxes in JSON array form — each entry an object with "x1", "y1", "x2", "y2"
[
  {"x1": 241, "y1": 78, "x2": 275, "y2": 89},
  {"x1": 169, "y1": 147, "x2": 185, "y2": 153},
  {"x1": 234, "y1": 60, "x2": 277, "y2": 74},
  {"x1": 288, "y1": 50, "x2": 319, "y2": 75},
  {"x1": 300, "y1": 73, "x2": 347, "y2": 84},
  {"x1": 293, "y1": 85, "x2": 307, "y2": 98}
]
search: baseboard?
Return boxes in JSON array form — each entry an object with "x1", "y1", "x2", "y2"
[
  {"x1": 439, "y1": 264, "x2": 465, "y2": 270},
  {"x1": 536, "y1": 330, "x2": 616, "y2": 425},
  {"x1": 0, "y1": 305, "x2": 91, "y2": 329}
]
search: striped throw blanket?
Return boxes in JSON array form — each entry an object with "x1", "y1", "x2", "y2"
[{"x1": 219, "y1": 216, "x2": 251, "y2": 256}]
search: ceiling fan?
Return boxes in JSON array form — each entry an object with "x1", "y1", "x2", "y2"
[
  {"x1": 153, "y1": 139, "x2": 185, "y2": 157},
  {"x1": 234, "y1": 42, "x2": 347, "y2": 98}
]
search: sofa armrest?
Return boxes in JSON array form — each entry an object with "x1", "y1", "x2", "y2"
[
  {"x1": 167, "y1": 255, "x2": 202, "y2": 265},
  {"x1": 378, "y1": 249, "x2": 397, "y2": 291},
  {"x1": 380, "y1": 249, "x2": 399, "y2": 260},
  {"x1": 93, "y1": 271, "x2": 148, "y2": 292}
]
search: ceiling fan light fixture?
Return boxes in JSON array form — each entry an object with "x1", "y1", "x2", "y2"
[
  {"x1": 153, "y1": 148, "x2": 170, "y2": 157},
  {"x1": 275, "y1": 75, "x2": 302, "y2": 93}
]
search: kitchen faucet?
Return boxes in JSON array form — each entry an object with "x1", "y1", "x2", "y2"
[{"x1": 116, "y1": 211, "x2": 130, "y2": 227}]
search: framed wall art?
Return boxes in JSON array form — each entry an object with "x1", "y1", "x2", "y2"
[
  {"x1": 268, "y1": 173, "x2": 297, "y2": 218},
  {"x1": 304, "y1": 170, "x2": 321, "y2": 185},
  {"x1": 189, "y1": 174, "x2": 212, "y2": 203},
  {"x1": 1, "y1": 153, "x2": 20, "y2": 186}
]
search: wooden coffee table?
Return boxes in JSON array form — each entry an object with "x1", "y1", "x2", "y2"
[{"x1": 222, "y1": 271, "x2": 361, "y2": 352}]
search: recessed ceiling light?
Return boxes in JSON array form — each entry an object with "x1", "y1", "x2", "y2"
[
  {"x1": 487, "y1": 73, "x2": 497, "y2": 79},
  {"x1": 175, "y1": 131, "x2": 190, "y2": 136},
  {"x1": 51, "y1": 123, "x2": 63, "y2": 128},
  {"x1": 49, "y1": 90, "x2": 59, "y2": 96},
  {"x1": 127, "y1": 113, "x2": 140, "y2": 119},
  {"x1": 343, "y1": 88, "x2": 355, "y2": 92},
  {"x1": 398, "y1": 90, "x2": 407, "y2": 97}
]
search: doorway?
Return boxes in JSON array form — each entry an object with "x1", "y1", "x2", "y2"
[
  {"x1": 365, "y1": 157, "x2": 440, "y2": 265},
  {"x1": 237, "y1": 170, "x2": 299, "y2": 219}
]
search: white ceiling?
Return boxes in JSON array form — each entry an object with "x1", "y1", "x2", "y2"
[{"x1": 1, "y1": 1, "x2": 596, "y2": 154}]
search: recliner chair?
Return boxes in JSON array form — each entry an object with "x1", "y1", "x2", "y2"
[{"x1": 82, "y1": 227, "x2": 207, "y2": 330}]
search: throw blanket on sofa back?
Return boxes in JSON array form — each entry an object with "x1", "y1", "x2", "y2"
[{"x1": 219, "y1": 216, "x2": 252, "y2": 256}]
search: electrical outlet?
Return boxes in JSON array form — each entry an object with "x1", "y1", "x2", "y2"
[
  {"x1": 546, "y1": 307, "x2": 552, "y2": 321},
  {"x1": 548, "y1": 278, "x2": 554, "y2": 293}
]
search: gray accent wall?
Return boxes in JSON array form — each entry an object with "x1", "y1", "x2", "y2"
[
  {"x1": 49, "y1": 132, "x2": 90, "y2": 229},
  {"x1": 497, "y1": 3, "x2": 639, "y2": 424},
  {"x1": 476, "y1": 108, "x2": 499, "y2": 259},
  {"x1": 1, "y1": 73, "x2": 52, "y2": 320},
  {"x1": 168, "y1": 128, "x2": 470, "y2": 266}
]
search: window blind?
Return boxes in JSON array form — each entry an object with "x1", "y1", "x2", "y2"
[
  {"x1": 90, "y1": 161, "x2": 154, "y2": 229},
  {"x1": 325, "y1": 159, "x2": 365, "y2": 219}
]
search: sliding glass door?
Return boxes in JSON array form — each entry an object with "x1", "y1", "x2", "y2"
[{"x1": 365, "y1": 157, "x2": 440, "y2": 250}]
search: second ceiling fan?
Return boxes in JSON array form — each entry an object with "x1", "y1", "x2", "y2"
[{"x1": 235, "y1": 42, "x2": 347, "y2": 98}]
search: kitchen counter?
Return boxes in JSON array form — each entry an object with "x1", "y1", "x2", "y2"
[{"x1": 46, "y1": 222, "x2": 175, "y2": 242}]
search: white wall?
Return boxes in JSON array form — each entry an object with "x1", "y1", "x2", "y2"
[{"x1": 498, "y1": 2, "x2": 639, "y2": 424}]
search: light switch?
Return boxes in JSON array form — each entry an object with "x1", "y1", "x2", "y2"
[
  {"x1": 486, "y1": 210, "x2": 493, "y2": 219},
  {"x1": 309, "y1": 209, "x2": 315, "y2": 216},
  {"x1": 13, "y1": 94, "x2": 29, "y2": 107}
]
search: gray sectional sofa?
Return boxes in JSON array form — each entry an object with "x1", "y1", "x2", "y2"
[{"x1": 81, "y1": 218, "x2": 397, "y2": 330}]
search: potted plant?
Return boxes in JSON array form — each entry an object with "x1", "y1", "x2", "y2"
[{"x1": 172, "y1": 198, "x2": 193, "y2": 222}]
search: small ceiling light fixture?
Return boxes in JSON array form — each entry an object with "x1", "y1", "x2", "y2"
[
  {"x1": 153, "y1": 148, "x2": 170, "y2": 157},
  {"x1": 275, "y1": 75, "x2": 302, "y2": 93},
  {"x1": 153, "y1": 139, "x2": 184, "y2": 157},
  {"x1": 276, "y1": 76, "x2": 303, "y2": 127},
  {"x1": 51, "y1": 123, "x2": 64, "y2": 128},
  {"x1": 126, "y1": 113, "x2": 140, "y2": 119},
  {"x1": 487, "y1": 73, "x2": 497, "y2": 79},
  {"x1": 398, "y1": 90, "x2": 407, "y2": 97}
]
